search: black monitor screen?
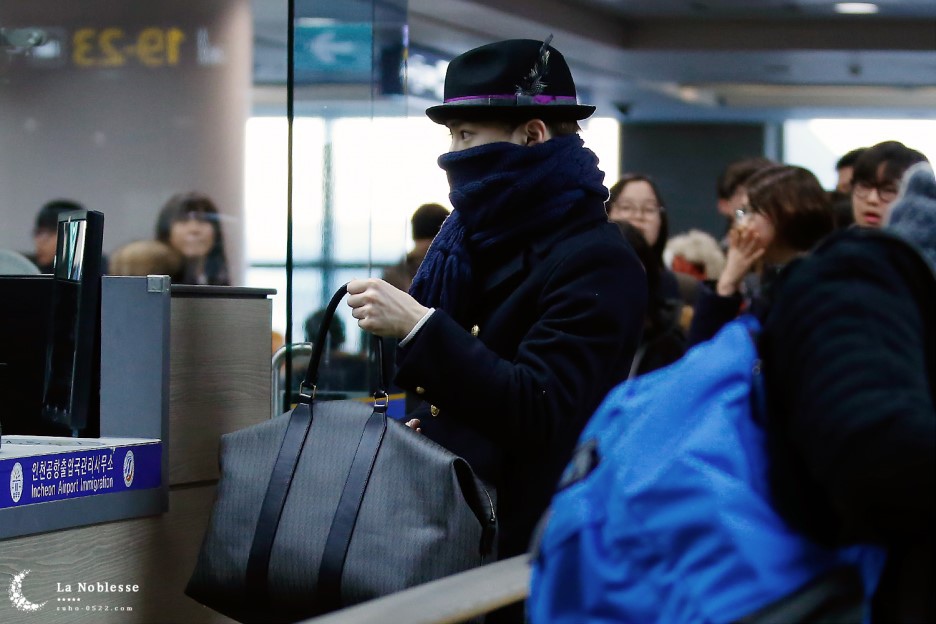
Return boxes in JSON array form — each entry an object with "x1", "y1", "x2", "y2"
[
  {"x1": 41, "y1": 210, "x2": 104, "y2": 434},
  {"x1": 0, "y1": 276, "x2": 53, "y2": 436}
]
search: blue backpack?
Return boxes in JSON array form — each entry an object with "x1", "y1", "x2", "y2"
[{"x1": 529, "y1": 315, "x2": 886, "y2": 624}]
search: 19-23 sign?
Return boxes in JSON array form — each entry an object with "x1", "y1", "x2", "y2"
[{"x1": 72, "y1": 27, "x2": 186, "y2": 68}]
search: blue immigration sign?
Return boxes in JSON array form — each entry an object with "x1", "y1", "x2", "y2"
[{"x1": 0, "y1": 438, "x2": 161, "y2": 509}]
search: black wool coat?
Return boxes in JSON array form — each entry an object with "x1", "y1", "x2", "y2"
[
  {"x1": 395, "y1": 217, "x2": 647, "y2": 560},
  {"x1": 761, "y1": 227, "x2": 936, "y2": 622}
]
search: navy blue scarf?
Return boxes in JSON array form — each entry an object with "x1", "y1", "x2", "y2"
[{"x1": 409, "y1": 133, "x2": 609, "y2": 326}]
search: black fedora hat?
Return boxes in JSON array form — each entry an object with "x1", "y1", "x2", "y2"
[{"x1": 426, "y1": 37, "x2": 595, "y2": 125}]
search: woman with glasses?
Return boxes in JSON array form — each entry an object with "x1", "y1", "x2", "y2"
[
  {"x1": 607, "y1": 174, "x2": 686, "y2": 376},
  {"x1": 850, "y1": 140, "x2": 928, "y2": 228},
  {"x1": 606, "y1": 174, "x2": 681, "y2": 301},
  {"x1": 687, "y1": 164, "x2": 835, "y2": 346}
]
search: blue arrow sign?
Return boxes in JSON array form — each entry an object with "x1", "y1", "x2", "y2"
[{"x1": 294, "y1": 23, "x2": 373, "y2": 81}]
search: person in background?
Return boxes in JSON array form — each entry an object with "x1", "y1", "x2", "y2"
[
  {"x1": 827, "y1": 147, "x2": 869, "y2": 230},
  {"x1": 108, "y1": 239, "x2": 184, "y2": 282},
  {"x1": 665, "y1": 229, "x2": 727, "y2": 328},
  {"x1": 616, "y1": 221, "x2": 686, "y2": 377},
  {"x1": 828, "y1": 190, "x2": 856, "y2": 230},
  {"x1": 0, "y1": 249, "x2": 40, "y2": 275},
  {"x1": 382, "y1": 202, "x2": 452, "y2": 412},
  {"x1": 382, "y1": 202, "x2": 451, "y2": 292},
  {"x1": 716, "y1": 157, "x2": 776, "y2": 247},
  {"x1": 834, "y1": 146, "x2": 867, "y2": 194},
  {"x1": 761, "y1": 161, "x2": 936, "y2": 623},
  {"x1": 606, "y1": 173, "x2": 680, "y2": 301},
  {"x1": 27, "y1": 199, "x2": 84, "y2": 273},
  {"x1": 343, "y1": 38, "x2": 646, "y2": 622},
  {"x1": 271, "y1": 330, "x2": 285, "y2": 356},
  {"x1": 850, "y1": 140, "x2": 928, "y2": 229},
  {"x1": 155, "y1": 192, "x2": 230, "y2": 285},
  {"x1": 688, "y1": 164, "x2": 836, "y2": 346}
]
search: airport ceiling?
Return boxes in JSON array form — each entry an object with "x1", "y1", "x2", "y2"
[{"x1": 254, "y1": 0, "x2": 936, "y2": 121}]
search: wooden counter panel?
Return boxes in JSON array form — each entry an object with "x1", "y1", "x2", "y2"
[
  {"x1": 169, "y1": 296, "x2": 271, "y2": 486},
  {"x1": 0, "y1": 486, "x2": 233, "y2": 624}
]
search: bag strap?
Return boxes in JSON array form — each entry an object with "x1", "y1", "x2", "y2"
[
  {"x1": 735, "y1": 314, "x2": 769, "y2": 426},
  {"x1": 734, "y1": 565, "x2": 864, "y2": 624},
  {"x1": 302, "y1": 283, "x2": 392, "y2": 402},
  {"x1": 245, "y1": 400, "x2": 316, "y2": 604},
  {"x1": 626, "y1": 341, "x2": 649, "y2": 380},
  {"x1": 316, "y1": 405, "x2": 388, "y2": 612},
  {"x1": 245, "y1": 397, "x2": 390, "y2": 611},
  {"x1": 246, "y1": 284, "x2": 389, "y2": 607}
]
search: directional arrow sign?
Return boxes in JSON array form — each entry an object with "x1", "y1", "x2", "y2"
[
  {"x1": 294, "y1": 23, "x2": 372, "y2": 81},
  {"x1": 310, "y1": 31, "x2": 356, "y2": 64}
]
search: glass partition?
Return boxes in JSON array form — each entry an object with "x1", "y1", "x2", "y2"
[{"x1": 265, "y1": 0, "x2": 414, "y2": 407}]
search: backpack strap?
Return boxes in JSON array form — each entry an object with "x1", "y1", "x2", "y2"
[{"x1": 734, "y1": 566, "x2": 865, "y2": 624}]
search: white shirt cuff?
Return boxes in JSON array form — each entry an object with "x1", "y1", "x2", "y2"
[{"x1": 399, "y1": 308, "x2": 435, "y2": 347}]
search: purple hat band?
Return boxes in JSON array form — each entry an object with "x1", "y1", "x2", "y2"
[{"x1": 443, "y1": 94, "x2": 580, "y2": 105}]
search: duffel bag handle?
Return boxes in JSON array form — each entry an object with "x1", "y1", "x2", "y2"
[{"x1": 299, "y1": 283, "x2": 388, "y2": 406}]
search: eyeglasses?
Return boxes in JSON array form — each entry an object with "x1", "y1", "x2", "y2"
[
  {"x1": 853, "y1": 180, "x2": 899, "y2": 203},
  {"x1": 735, "y1": 204, "x2": 757, "y2": 223},
  {"x1": 614, "y1": 203, "x2": 663, "y2": 217},
  {"x1": 177, "y1": 211, "x2": 218, "y2": 223}
]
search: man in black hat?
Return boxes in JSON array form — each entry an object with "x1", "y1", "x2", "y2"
[{"x1": 346, "y1": 37, "x2": 646, "y2": 607}]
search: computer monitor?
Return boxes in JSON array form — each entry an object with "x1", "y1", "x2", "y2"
[
  {"x1": 0, "y1": 275, "x2": 52, "y2": 436},
  {"x1": 41, "y1": 209, "x2": 104, "y2": 435}
]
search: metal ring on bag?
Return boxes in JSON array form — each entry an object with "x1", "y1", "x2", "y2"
[
  {"x1": 373, "y1": 390, "x2": 388, "y2": 411},
  {"x1": 299, "y1": 382, "x2": 317, "y2": 402}
]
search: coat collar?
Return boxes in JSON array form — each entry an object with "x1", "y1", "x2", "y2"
[
  {"x1": 480, "y1": 251, "x2": 526, "y2": 294},
  {"x1": 478, "y1": 204, "x2": 604, "y2": 295}
]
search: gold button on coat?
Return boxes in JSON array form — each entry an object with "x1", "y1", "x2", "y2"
[
  {"x1": 430, "y1": 405, "x2": 440, "y2": 417},
  {"x1": 415, "y1": 386, "x2": 426, "y2": 395},
  {"x1": 470, "y1": 325, "x2": 480, "y2": 337}
]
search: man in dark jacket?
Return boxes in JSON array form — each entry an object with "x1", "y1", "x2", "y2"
[
  {"x1": 382, "y1": 202, "x2": 450, "y2": 292},
  {"x1": 345, "y1": 37, "x2": 646, "y2": 616},
  {"x1": 761, "y1": 162, "x2": 935, "y2": 622},
  {"x1": 27, "y1": 199, "x2": 84, "y2": 273}
]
